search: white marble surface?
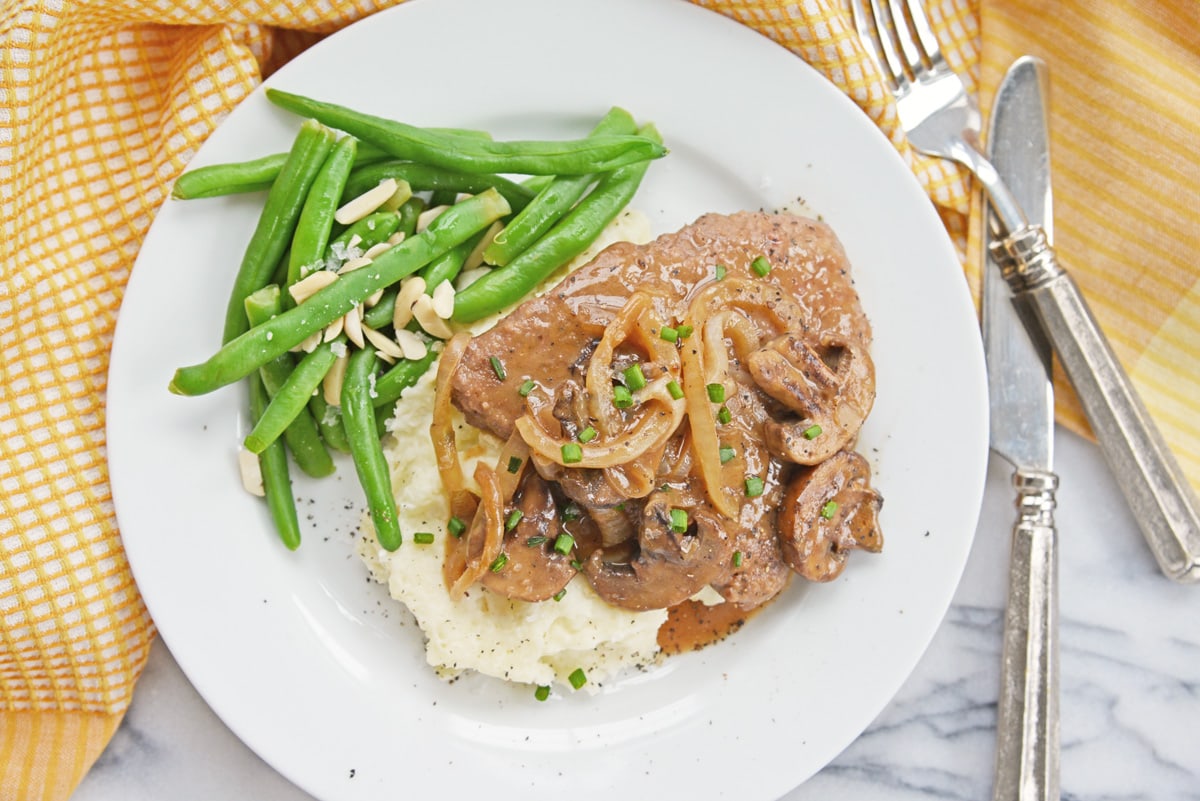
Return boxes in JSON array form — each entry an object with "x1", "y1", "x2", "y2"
[{"x1": 73, "y1": 428, "x2": 1200, "y2": 801}]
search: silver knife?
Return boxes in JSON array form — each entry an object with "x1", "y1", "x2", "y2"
[{"x1": 983, "y1": 56, "x2": 1060, "y2": 801}]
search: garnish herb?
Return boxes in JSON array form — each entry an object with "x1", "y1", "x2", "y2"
[
  {"x1": 577, "y1": 426, "x2": 597, "y2": 443},
  {"x1": 820, "y1": 500, "x2": 839, "y2": 519},
  {"x1": 623, "y1": 363, "x2": 647, "y2": 391},
  {"x1": 676, "y1": 324, "x2": 693, "y2": 338},
  {"x1": 489, "y1": 356, "x2": 507, "y2": 380},
  {"x1": 505, "y1": 509, "x2": 524, "y2": 531},
  {"x1": 413, "y1": 532, "x2": 435, "y2": 545},
  {"x1": 552, "y1": 588, "x2": 567, "y2": 602},
  {"x1": 719, "y1": 445, "x2": 735, "y2": 464},
  {"x1": 561, "y1": 502, "x2": 582, "y2": 521},
  {"x1": 715, "y1": 264, "x2": 727, "y2": 280},
  {"x1": 706, "y1": 383, "x2": 725, "y2": 403},
  {"x1": 717, "y1": 406, "x2": 732, "y2": 425},
  {"x1": 751, "y1": 255, "x2": 771, "y2": 276},
  {"x1": 612, "y1": 385, "x2": 634, "y2": 408},
  {"x1": 518, "y1": 379, "x2": 535, "y2": 397},
  {"x1": 526, "y1": 535, "x2": 548, "y2": 547},
  {"x1": 506, "y1": 455, "x2": 522, "y2": 474},
  {"x1": 447, "y1": 516, "x2": 466, "y2": 537},
  {"x1": 534, "y1": 685, "x2": 551, "y2": 701},
  {"x1": 489, "y1": 552, "x2": 509, "y2": 572},
  {"x1": 732, "y1": 550, "x2": 744, "y2": 568},
  {"x1": 744, "y1": 476, "x2": 764, "y2": 498},
  {"x1": 553, "y1": 533, "x2": 575, "y2": 555},
  {"x1": 568, "y1": 668, "x2": 587, "y2": 690},
  {"x1": 669, "y1": 507, "x2": 688, "y2": 533},
  {"x1": 561, "y1": 442, "x2": 583, "y2": 463},
  {"x1": 666, "y1": 380, "x2": 684, "y2": 400},
  {"x1": 659, "y1": 325, "x2": 679, "y2": 343},
  {"x1": 803, "y1": 424, "x2": 823, "y2": 440}
]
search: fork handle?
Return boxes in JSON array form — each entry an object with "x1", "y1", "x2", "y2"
[
  {"x1": 993, "y1": 468, "x2": 1060, "y2": 801},
  {"x1": 997, "y1": 225, "x2": 1200, "y2": 583}
]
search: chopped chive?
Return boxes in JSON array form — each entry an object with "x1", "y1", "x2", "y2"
[
  {"x1": 803, "y1": 424, "x2": 824, "y2": 440},
  {"x1": 667, "y1": 380, "x2": 684, "y2": 400},
  {"x1": 506, "y1": 455, "x2": 522, "y2": 474},
  {"x1": 570, "y1": 559, "x2": 583, "y2": 571},
  {"x1": 525, "y1": 535, "x2": 548, "y2": 547},
  {"x1": 706, "y1": 383, "x2": 726, "y2": 403},
  {"x1": 561, "y1": 442, "x2": 583, "y2": 464},
  {"x1": 732, "y1": 550, "x2": 744, "y2": 568},
  {"x1": 413, "y1": 532, "x2": 435, "y2": 545},
  {"x1": 752, "y1": 255, "x2": 771, "y2": 276},
  {"x1": 552, "y1": 588, "x2": 567, "y2": 602},
  {"x1": 717, "y1": 406, "x2": 732, "y2": 424},
  {"x1": 669, "y1": 507, "x2": 688, "y2": 533},
  {"x1": 568, "y1": 668, "x2": 587, "y2": 690},
  {"x1": 715, "y1": 264, "x2": 727, "y2": 280},
  {"x1": 562, "y1": 502, "x2": 581, "y2": 521},
  {"x1": 505, "y1": 509, "x2": 524, "y2": 531},
  {"x1": 553, "y1": 533, "x2": 575, "y2": 555},
  {"x1": 821, "y1": 500, "x2": 839, "y2": 519},
  {"x1": 659, "y1": 325, "x2": 679, "y2": 343},
  {"x1": 676, "y1": 324, "x2": 693, "y2": 338},
  {"x1": 534, "y1": 685, "x2": 551, "y2": 701},
  {"x1": 744, "y1": 476, "x2": 765, "y2": 498},
  {"x1": 615, "y1": 502, "x2": 626, "y2": 512},
  {"x1": 719, "y1": 445, "x2": 736, "y2": 464},
  {"x1": 612, "y1": 384, "x2": 634, "y2": 408},
  {"x1": 447, "y1": 516, "x2": 466, "y2": 537},
  {"x1": 518, "y1": 379, "x2": 535, "y2": 397},
  {"x1": 489, "y1": 356, "x2": 506, "y2": 380},
  {"x1": 623, "y1": 364, "x2": 647, "y2": 391},
  {"x1": 577, "y1": 426, "x2": 597, "y2": 443},
  {"x1": 489, "y1": 552, "x2": 509, "y2": 572}
]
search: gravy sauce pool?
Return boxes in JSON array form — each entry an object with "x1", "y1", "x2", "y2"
[{"x1": 657, "y1": 599, "x2": 769, "y2": 655}]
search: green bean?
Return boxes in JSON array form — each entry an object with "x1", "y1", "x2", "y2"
[
  {"x1": 248, "y1": 371, "x2": 302, "y2": 550},
  {"x1": 288, "y1": 136, "x2": 357, "y2": 289},
  {"x1": 244, "y1": 338, "x2": 341, "y2": 454},
  {"x1": 484, "y1": 107, "x2": 636, "y2": 268},
  {"x1": 170, "y1": 189, "x2": 511, "y2": 396},
  {"x1": 266, "y1": 89, "x2": 667, "y2": 175},
  {"x1": 172, "y1": 140, "x2": 389, "y2": 200},
  {"x1": 453, "y1": 125, "x2": 661, "y2": 323},
  {"x1": 222, "y1": 120, "x2": 335, "y2": 343},
  {"x1": 372, "y1": 347, "x2": 439, "y2": 409},
  {"x1": 327, "y1": 210, "x2": 402, "y2": 257},
  {"x1": 396, "y1": 196, "x2": 424, "y2": 236},
  {"x1": 244, "y1": 286, "x2": 335, "y2": 478},
  {"x1": 308, "y1": 394, "x2": 350, "y2": 453},
  {"x1": 522, "y1": 174, "x2": 555, "y2": 194},
  {"x1": 420, "y1": 230, "x2": 480, "y2": 290},
  {"x1": 342, "y1": 347, "x2": 401, "y2": 550},
  {"x1": 342, "y1": 162, "x2": 535, "y2": 212}
]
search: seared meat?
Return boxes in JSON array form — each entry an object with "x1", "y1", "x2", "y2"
[{"x1": 448, "y1": 211, "x2": 881, "y2": 612}]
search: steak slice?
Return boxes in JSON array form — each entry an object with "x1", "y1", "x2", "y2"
[{"x1": 450, "y1": 210, "x2": 871, "y2": 441}]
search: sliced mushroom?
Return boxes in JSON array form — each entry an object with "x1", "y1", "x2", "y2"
[
  {"x1": 777, "y1": 450, "x2": 883, "y2": 582},
  {"x1": 711, "y1": 515, "x2": 792, "y2": 609},
  {"x1": 481, "y1": 472, "x2": 575, "y2": 602},
  {"x1": 747, "y1": 332, "x2": 875, "y2": 465},
  {"x1": 584, "y1": 492, "x2": 734, "y2": 611}
]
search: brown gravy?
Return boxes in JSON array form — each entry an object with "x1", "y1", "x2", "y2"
[{"x1": 657, "y1": 600, "x2": 765, "y2": 655}]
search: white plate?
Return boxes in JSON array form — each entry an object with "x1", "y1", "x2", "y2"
[{"x1": 108, "y1": 0, "x2": 988, "y2": 798}]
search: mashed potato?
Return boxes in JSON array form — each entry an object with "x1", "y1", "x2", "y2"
[{"x1": 357, "y1": 211, "x2": 668, "y2": 690}]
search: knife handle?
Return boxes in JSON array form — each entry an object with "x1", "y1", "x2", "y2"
[
  {"x1": 993, "y1": 468, "x2": 1060, "y2": 801},
  {"x1": 998, "y1": 226, "x2": 1200, "y2": 583}
]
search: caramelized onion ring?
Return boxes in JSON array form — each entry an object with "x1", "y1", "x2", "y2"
[
  {"x1": 448, "y1": 462, "x2": 506, "y2": 598},
  {"x1": 431, "y1": 333, "x2": 477, "y2": 523}
]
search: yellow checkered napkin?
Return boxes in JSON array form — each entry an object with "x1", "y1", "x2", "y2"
[{"x1": 1, "y1": 1, "x2": 1196, "y2": 798}]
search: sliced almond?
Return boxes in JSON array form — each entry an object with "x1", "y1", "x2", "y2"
[
  {"x1": 364, "y1": 288, "x2": 384, "y2": 308},
  {"x1": 464, "y1": 220, "x2": 504, "y2": 271},
  {"x1": 337, "y1": 255, "x2": 373, "y2": 274},
  {"x1": 381, "y1": 179, "x2": 414, "y2": 212},
  {"x1": 237, "y1": 447, "x2": 265, "y2": 497},
  {"x1": 322, "y1": 314, "x2": 344, "y2": 343},
  {"x1": 455, "y1": 266, "x2": 491, "y2": 290},
  {"x1": 343, "y1": 304, "x2": 365, "y2": 349},
  {"x1": 416, "y1": 205, "x2": 449, "y2": 233},
  {"x1": 392, "y1": 276, "x2": 426, "y2": 330},
  {"x1": 347, "y1": 234, "x2": 363, "y2": 249},
  {"x1": 375, "y1": 349, "x2": 396, "y2": 365},
  {"x1": 335, "y1": 178, "x2": 398, "y2": 225},
  {"x1": 430, "y1": 279, "x2": 456, "y2": 319},
  {"x1": 386, "y1": 231, "x2": 406, "y2": 246},
  {"x1": 394, "y1": 328, "x2": 429, "y2": 361},
  {"x1": 295, "y1": 331, "x2": 322, "y2": 354},
  {"x1": 363, "y1": 241, "x2": 391, "y2": 259},
  {"x1": 412, "y1": 294, "x2": 454, "y2": 339},
  {"x1": 323, "y1": 352, "x2": 349, "y2": 405},
  {"x1": 289, "y1": 270, "x2": 338, "y2": 304},
  {"x1": 362, "y1": 324, "x2": 405, "y2": 360}
]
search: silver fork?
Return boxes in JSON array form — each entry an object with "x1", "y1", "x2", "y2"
[{"x1": 848, "y1": 1, "x2": 1200, "y2": 581}]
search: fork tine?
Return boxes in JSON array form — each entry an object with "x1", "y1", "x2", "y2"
[
  {"x1": 899, "y1": 0, "x2": 947, "y2": 72},
  {"x1": 848, "y1": 0, "x2": 907, "y2": 94},
  {"x1": 886, "y1": 0, "x2": 926, "y2": 78}
]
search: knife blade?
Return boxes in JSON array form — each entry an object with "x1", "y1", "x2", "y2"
[{"x1": 983, "y1": 56, "x2": 1061, "y2": 801}]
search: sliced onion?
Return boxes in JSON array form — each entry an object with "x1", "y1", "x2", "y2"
[{"x1": 448, "y1": 463, "x2": 506, "y2": 599}]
